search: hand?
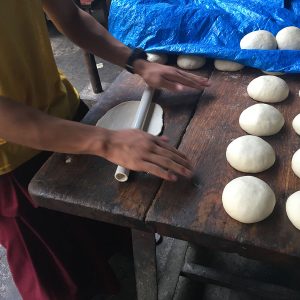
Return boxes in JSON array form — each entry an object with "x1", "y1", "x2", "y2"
[
  {"x1": 133, "y1": 59, "x2": 210, "y2": 92},
  {"x1": 103, "y1": 129, "x2": 193, "y2": 181}
]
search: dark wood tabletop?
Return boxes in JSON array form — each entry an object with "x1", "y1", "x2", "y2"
[
  {"x1": 146, "y1": 69, "x2": 300, "y2": 266},
  {"x1": 29, "y1": 68, "x2": 212, "y2": 231}
]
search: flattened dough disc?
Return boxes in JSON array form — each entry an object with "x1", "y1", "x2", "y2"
[{"x1": 96, "y1": 101, "x2": 163, "y2": 136}]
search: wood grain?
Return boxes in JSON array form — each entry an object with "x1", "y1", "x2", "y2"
[
  {"x1": 146, "y1": 69, "x2": 300, "y2": 265},
  {"x1": 29, "y1": 69, "x2": 212, "y2": 230}
]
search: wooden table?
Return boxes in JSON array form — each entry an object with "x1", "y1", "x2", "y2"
[
  {"x1": 29, "y1": 67, "x2": 300, "y2": 300},
  {"x1": 146, "y1": 68, "x2": 300, "y2": 299},
  {"x1": 29, "y1": 68, "x2": 211, "y2": 300}
]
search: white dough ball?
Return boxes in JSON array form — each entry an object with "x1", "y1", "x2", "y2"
[
  {"x1": 147, "y1": 53, "x2": 168, "y2": 64},
  {"x1": 247, "y1": 75, "x2": 289, "y2": 103},
  {"x1": 292, "y1": 149, "x2": 300, "y2": 178},
  {"x1": 177, "y1": 55, "x2": 206, "y2": 70},
  {"x1": 276, "y1": 26, "x2": 300, "y2": 50},
  {"x1": 222, "y1": 176, "x2": 276, "y2": 223},
  {"x1": 214, "y1": 60, "x2": 244, "y2": 71},
  {"x1": 292, "y1": 114, "x2": 300, "y2": 135},
  {"x1": 261, "y1": 70, "x2": 285, "y2": 76},
  {"x1": 239, "y1": 104, "x2": 284, "y2": 136},
  {"x1": 286, "y1": 191, "x2": 300, "y2": 230},
  {"x1": 226, "y1": 135, "x2": 275, "y2": 173},
  {"x1": 240, "y1": 30, "x2": 277, "y2": 50}
]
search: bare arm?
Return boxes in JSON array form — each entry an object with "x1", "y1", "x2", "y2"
[
  {"x1": 0, "y1": 97, "x2": 192, "y2": 181},
  {"x1": 0, "y1": 97, "x2": 108, "y2": 156},
  {"x1": 42, "y1": 0, "x2": 210, "y2": 91},
  {"x1": 43, "y1": 0, "x2": 131, "y2": 68}
]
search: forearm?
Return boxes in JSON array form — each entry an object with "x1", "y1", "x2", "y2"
[
  {"x1": 0, "y1": 97, "x2": 110, "y2": 157},
  {"x1": 43, "y1": 0, "x2": 210, "y2": 92},
  {"x1": 43, "y1": 2, "x2": 131, "y2": 68}
]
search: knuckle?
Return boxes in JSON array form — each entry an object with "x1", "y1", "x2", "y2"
[
  {"x1": 162, "y1": 157, "x2": 173, "y2": 168},
  {"x1": 146, "y1": 140, "x2": 155, "y2": 151}
]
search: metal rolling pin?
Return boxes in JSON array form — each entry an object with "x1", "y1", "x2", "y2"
[{"x1": 114, "y1": 86, "x2": 155, "y2": 182}]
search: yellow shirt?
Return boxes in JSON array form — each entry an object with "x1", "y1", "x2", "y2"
[{"x1": 0, "y1": 0, "x2": 80, "y2": 175}]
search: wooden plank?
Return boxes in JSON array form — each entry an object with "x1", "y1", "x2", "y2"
[
  {"x1": 29, "y1": 69, "x2": 212, "y2": 230},
  {"x1": 158, "y1": 239, "x2": 188, "y2": 300},
  {"x1": 146, "y1": 69, "x2": 300, "y2": 265},
  {"x1": 181, "y1": 262, "x2": 300, "y2": 300},
  {"x1": 132, "y1": 229, "x2": 158, "y2": 300}
]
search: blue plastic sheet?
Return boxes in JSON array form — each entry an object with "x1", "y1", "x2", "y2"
[{"x1": 109, "y1": 0, "x2": 300, "y2": 73}]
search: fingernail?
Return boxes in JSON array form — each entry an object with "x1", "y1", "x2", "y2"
[
  {"x1": 160, "y1": 135, "x2": 170, "y2": 142},
  {"x1": 170, "y1": 174, "x2": 177, "y2": 181}
]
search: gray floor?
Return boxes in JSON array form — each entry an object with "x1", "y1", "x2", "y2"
[{"x1": 1, "y1": 12, "x2": 299, "y2": 300}]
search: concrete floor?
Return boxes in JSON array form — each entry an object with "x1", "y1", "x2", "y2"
[{"x1": 1, "y1": 11, "x2": 300, "y2": 300}]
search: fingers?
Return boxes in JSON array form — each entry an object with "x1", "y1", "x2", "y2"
[
  {"x1": 146, "y1": 152, "x2": 192, "y2": 177},
  {"x1": 153, "y1": 145, "x2": 191, "y2": 169},
  {"x1": 159, "y1": 77, "x2": 185, "y2": 92},
  {"x1": 164, "y1": 70, "x2": 210, "y2": 91},
  {"x1": 141, "y1": 136, "x2": 193, "y2": 181},
  {"x1": 142, "y1": 63, "x2": 210, "y2": 92},
  {"x1": 155, "y1": 138, "x2": 188, "y2": 161},
  {"x1": 175, "y1": 69, "x2": 210, "y2": 88},
  {"x1": 159, "y1": 135, "x2": 169, "y2": 143},
  {"x1": 158, "y1": 72, "x2": 209, "y2": 92},
  {"x1": 142, "y1": 162, "x2": 178, "y2": 181},
  {"x1": 108, "y1": 129, "x2": 193, "y2": 181}
]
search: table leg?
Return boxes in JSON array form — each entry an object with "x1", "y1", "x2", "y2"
[
  {"x1": 132, "y1": 229, "x2": 158, "y2": 300},
  {"x1": 83, "y1": 52, "x2": 103, "y2": 93},
  {"x1": 81, "y1": 5, "x2": 103, "y2": 94}
]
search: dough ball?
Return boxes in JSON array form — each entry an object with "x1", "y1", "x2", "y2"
[
  {"x1": 177, "y1": 55, "x2": 206, "y2": 70},
  {"x1": 292, "y1": 113, "x2": 300, "y2": 135},
  {"x1": 247, "y1": 75, "x2": 289, "y2": 103},
  {"x1": 292, "y1": 149, "x2": 300, "y2": 178},
  {"x1": 239, "y1": 104, "x2": 284, "y2": 136},
  {"x1": 276, "y1": 26, "x2": 300, "y2": 50},
  {"x1": 96, "y1": 101, "x2": 163, "y2": 136},
  {"x1": 286, "y1": 191, "x2": 300, "y2": 230},
  {"x1": 226, "y1": 135, "x2": 275, "y2": 173},
  {"x1": 214, "y1": 59, "x2": 244, "y2": 71},
  {"x1": 240, "y1": 30, "x2": 277, "y2": 50},
  {"x1": 222, "y1": 176, "x2": 276, "y2": 223},
  {"x1": 147, "y1": 53, "x2": 168, "y2": 64},
  {"x1": 261, "y1": 70, "x2": 284, "y2": 76}
]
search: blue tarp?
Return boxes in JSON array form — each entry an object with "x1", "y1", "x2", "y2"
[{"x1": 109, "y1": 0, "x2": 300, "y2": 73}]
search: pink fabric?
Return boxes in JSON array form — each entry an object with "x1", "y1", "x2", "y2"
[
  {"x1": 0, "y1": 174, "x2": 78, "y2": 299},
  {"x1": 0, "y1": 173, "x2": 30, "y2": 217},
  {"x1": 0, "y1": 171, "x2": 129, "y2": 299}
]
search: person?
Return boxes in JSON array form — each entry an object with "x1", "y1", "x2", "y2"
[{"x1": 0, "y1": 1, "x2": 209, "y2": 299}]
